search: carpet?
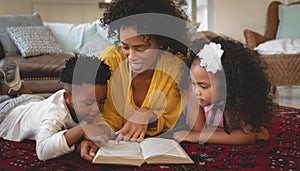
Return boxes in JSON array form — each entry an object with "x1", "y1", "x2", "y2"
[{"x1": 0, "y1": 105, "x2": 299, "y2": 170}]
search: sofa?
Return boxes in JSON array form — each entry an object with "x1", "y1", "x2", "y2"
[
  {"x1": 0, "y1": 13, "x2": 112, "y2": 95},
  {"x1": 244, "y1": 1, "x2": 300, "y2": 93}
]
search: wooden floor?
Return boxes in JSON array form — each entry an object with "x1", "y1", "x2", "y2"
[{"x1": 274, "y1": 86, "x2": 300, "y2": 109}]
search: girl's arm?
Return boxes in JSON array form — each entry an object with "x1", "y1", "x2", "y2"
[
  {"x1": 200, "y1": 127, "x2": 257, "y2": 144},
  {"x1": 203, "y1": 125, "x2": 270, "y2": 144},
  {"x1": 186, "y1": 87, "x2": 205, "y2": 131},
  {"x1": 174, "y1": 86, "x2": 267, "y2": 145},
  {"x1": 174, "y1": 127, "x2": 258, "y2": 145}
]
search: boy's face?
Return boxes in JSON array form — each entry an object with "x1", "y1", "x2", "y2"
[
  {"x1": 69, "y1": 83, "x2": 107, "y2": 123},
  {"x1": 190, "y1": 59, "x2": 219, "y2": 107}
]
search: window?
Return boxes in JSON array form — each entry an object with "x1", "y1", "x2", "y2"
[
  {"x1": 196, "y1": 0, "x2": 208, "y2": 31},
  {"x1": 178, "y1": 0, "x2": 209, "y2": 31},
  {"x1": 284, "y1": 0, "x2": 298, "y2": 3}
]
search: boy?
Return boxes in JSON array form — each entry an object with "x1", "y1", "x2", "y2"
[{"x1": 0, "y1": 55, "x2": 112, "y2": 161}]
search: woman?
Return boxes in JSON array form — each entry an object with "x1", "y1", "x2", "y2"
[{"x1": 79, "y1": 0, "x2": 191, "y2": 161}]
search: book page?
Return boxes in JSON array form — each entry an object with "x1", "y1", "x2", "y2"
[
  {"x1": 140, "y1": 138, "x2": 187, "y2": 159},
  {"x1": 96, "y1": 140, "x2": 142, "y2": 158},
  {"x1": 92, "y1": 140, "x2": 144, "y2": 166}
]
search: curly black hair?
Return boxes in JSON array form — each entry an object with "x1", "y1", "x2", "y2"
[
  {"x1": 100, "y1": 0, "x2": 191, "y2": 92},
  {"x1": 188, "y1": 36, "x2": 274, "y2": 132},
  {"x1": 100, "y1": 0, "x2": 189, "y2": 56},
  {"x1": 59, "y1": 54, "x2": 111, "y2": 86}
]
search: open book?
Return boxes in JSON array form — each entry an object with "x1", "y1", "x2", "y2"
[{"x1": 92, "y1": 137, "x2": 194, "y2": 166}]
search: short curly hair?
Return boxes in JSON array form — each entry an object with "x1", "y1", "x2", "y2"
[
  {"x1": 59, "y1": 54, "x2": 111, "y2": 86},
  {"x1": 100, "y1": 0, "x2": 189, "y2": 55},
  {"x1": 189, "y1": 36, "x2": 274, "y2": 132}
]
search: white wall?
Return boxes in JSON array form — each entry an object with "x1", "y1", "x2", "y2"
[
  {"x1": 0, "y1": 0, "x2": 30, "y2": 14},
  {"x1": 0, "y1": 0, "x2": 105, "y2": 23},
  {"x1": 0, "y1": 0, "x2": 286, "y2": 41},
  {"x1": 210, "y1": 0, "x2": 285, "y2": 42}
]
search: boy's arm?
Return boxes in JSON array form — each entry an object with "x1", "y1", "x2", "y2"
[
  {"x1": 36, "y1": 121, "x2": 111, "y2": 161},
  {"x1": 63, "y1": 125, "x2": 85, "y2": 147},
  {"x1": 79, "y1": 124, "x2": 112, "y2": 144},
  {"x1": 64, "y1": 124, "x2": 112, "y2": 146}
]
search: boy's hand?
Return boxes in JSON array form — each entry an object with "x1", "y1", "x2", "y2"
[
  {"x1": 77, "y1": 139, "x2": 99, "y2": 162},
  {"x1": 81, "y1": 124, "x2": 110, "y2": 145}
]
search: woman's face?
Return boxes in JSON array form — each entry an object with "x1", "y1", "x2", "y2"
[
  {"x1": 190, "y1": 59, "x2": 220, "y2": 107},
  {"x1": 120, "y1": 26, "x2": 160, "y2": 74}
]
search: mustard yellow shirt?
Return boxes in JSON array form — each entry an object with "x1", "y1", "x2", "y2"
[{"x1": 94, "y1": 46, "x2": 187, "y2": 136}]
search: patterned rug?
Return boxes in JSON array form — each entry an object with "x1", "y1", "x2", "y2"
[{"x1": 0, "y1": 105, "x2": 299, "y2": 171}]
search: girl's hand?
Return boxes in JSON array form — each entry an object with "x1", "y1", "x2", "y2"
[
  {"x1": 257, "y1": 126, "x2": 269, "y2": 140},
  {"x1": 173, "y1": 131, "x2": 200, "y2": 143},
  {"x1": 115, "y1": 108, "x2": 155, "y2": 144}
]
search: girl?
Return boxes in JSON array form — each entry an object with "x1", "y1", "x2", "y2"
[{"x1": 173, "y1": 36, "x2": 274, "y2": 144}]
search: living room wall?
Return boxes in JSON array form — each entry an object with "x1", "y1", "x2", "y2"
[
  {"x1": 0, "y1": 0, "x2": 286, "y2": 42},
  {"x1": 211, "y1": 0, "x2": 286, "y2": 42},
  {"x1": 0, "y1": 0, "x2": 104, "y2": 23}
]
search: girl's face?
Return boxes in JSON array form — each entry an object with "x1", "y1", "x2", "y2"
[
  {"x1": 120, "y1": 26, "x2": 160, "y2": 74},
  {"x1": 190, "y1": 59, "x2": 220, "y2": 107},
  {"x1": 66, "y1": 83, "x2": 107, "y2": 123}
]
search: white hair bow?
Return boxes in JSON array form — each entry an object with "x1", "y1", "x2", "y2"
[{"x1": 197, "y1": 42, "x2": 224, "y2": 74}]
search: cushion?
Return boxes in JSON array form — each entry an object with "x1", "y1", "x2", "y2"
[
  {"x1": 254, "y1": 39, "x2": 300, "y2": 55},
  {"x1": 75, "y1": 32, "x2": 112, "y2": 58},
  {"x1": 7, "y1": 26, "x2": 64, "y2": 57},
  {"x1": 276, "y1": 4, "x2": 300, "y2": 39},
  {"x1": 94, "y1": 20, "x2": 116, "y2": 44},
  {"x1": 44, "y1": 21, "x2": 98, "y2": 55},
  {"x1": 0, "y1": 13, "x2": 43, "y2": 57},
  {"x1": 1, "y1": 54, "x2": 72, "y2": 77}
]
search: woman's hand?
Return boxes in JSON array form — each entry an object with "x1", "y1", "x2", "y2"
[
  {"x1": 115, "y1": 120, "x2": 148, "y2": 143},
  {"x1": 77, "y1": 139, "x2": 99, "y2": 162},
  {"x1": 114, "y1": 108, "x2": 155, "y2": 144}
]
